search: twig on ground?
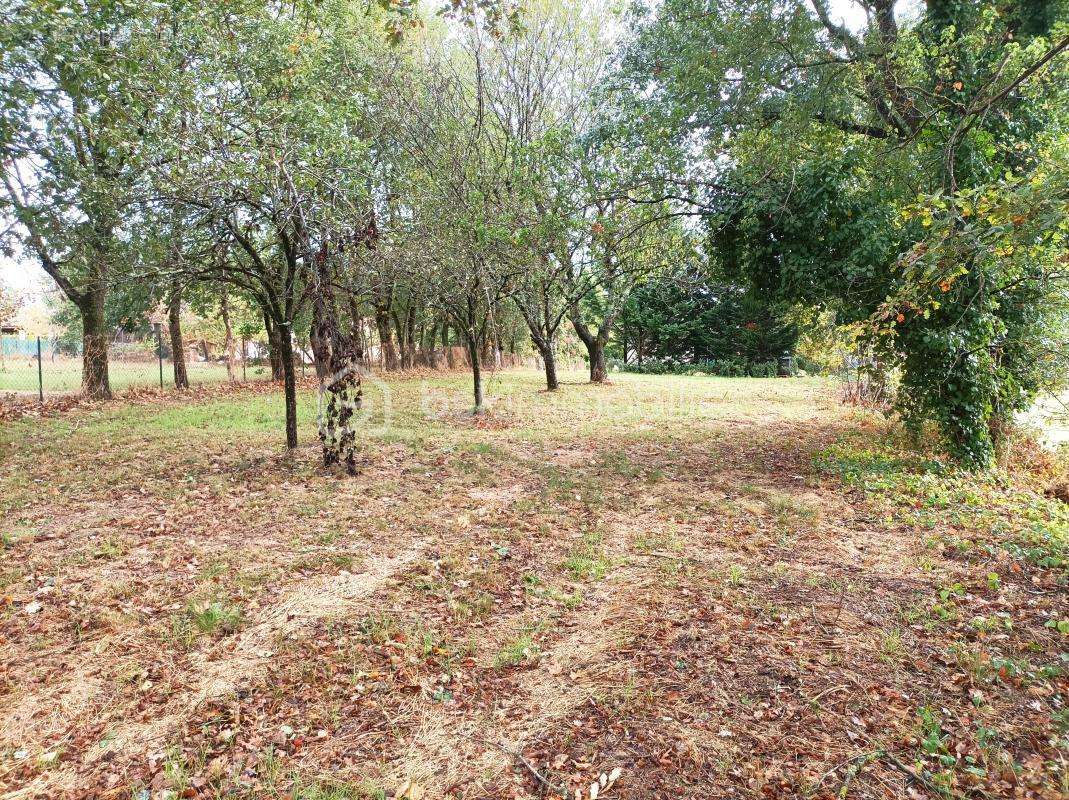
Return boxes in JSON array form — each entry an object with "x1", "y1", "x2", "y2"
[
  {"x1": 813, "y1": 748, "x2": 966, "y2": 800},
  {"x1": 804, "y1": 684, "x2": 849, "y2": 706},
  {"x1": 812, "y1": 750, "x2": 882, "y2": 793},
  {"x1": 459, "y1": 732, "x2": 568, "y2": 798},
  {"x1": 880, "y1": 751, "x2": 957, "y2": 799},
  {"x1": 811, "y1": 581, "x2": 846, "y2": 634}
]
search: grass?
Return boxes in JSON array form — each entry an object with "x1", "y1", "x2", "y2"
[
  {"x1": 0, "y1": 368, "x2": 1065, "y2": 800},
  {"x1": 0, "y1": 356, "x2": 272, "y2": 394},
  {"x1": 493, "y1": 630, "x2": 541, "y2": 668}
]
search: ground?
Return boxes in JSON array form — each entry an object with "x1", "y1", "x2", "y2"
[
  {"x1": 0, "y1": 358, "x2": 273, "y2": 395},
  {"x1": 0, "y1": 371, "x2": 1066, "y2": 800}
]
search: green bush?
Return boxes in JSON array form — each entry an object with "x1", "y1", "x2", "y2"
[{"x1": 611, "y1": 357, "x2": 786, "y2": 378}]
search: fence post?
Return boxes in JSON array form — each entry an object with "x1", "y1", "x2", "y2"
[
  {"x1": 36, "y1": 336, "x2": 43, "y2": 402},
  {"x1": 157, "y1": 327, "x2": 164, "y2": 389}
]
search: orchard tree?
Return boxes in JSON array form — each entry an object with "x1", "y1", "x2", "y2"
[{"x1": 0, "y1": 0, "x2": 205, "y2": 397}]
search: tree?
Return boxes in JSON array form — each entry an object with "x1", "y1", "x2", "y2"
[
  {"x1": 388, "y1": 28, "x2": 519, "y2": 412},
  {"x1": 621, "y1": 0, "x2": 1069, "y2": 465},
  {"x1": 473, "y1": 0, "x2": 614, "y2": 390},
  {"x1": 618, "y1": 269, "x2": 798, "y2": 369},
  {"x1": 0, "y1": 0, "x2": 198, "y2": 397}
]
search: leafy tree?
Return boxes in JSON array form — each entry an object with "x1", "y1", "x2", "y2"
[
  {"x1": 618, "y1": 270, "x2": 798, "y2": 368},
  {"x1": 621, "y1": 0, "x2": 1069, "y2": 465},
  {"x1": 0, "y1": 0, "x2": 204, "y2": 397}
]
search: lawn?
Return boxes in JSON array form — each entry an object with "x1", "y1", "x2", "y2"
[
  {"x1": 0, "y1": 358, "x2": 274, "y2": 395},
  {"x1": 0, "y1": 370, "x2": 1066, "y2": 800}
]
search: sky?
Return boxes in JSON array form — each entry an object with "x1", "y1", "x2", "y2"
[{"x1": 0, "y1": 0, "x2": 919, "y2": 306}]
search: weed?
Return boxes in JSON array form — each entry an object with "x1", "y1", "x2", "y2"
[
  {"x1": 93, "y1": 536, "x2": 126, "y2": 559},
  {"x1": 293, "y1": 779, "x2": 384, "y2": 800},
  {"x1": 494, "y1": 627, "x2": 542, "y2": 668},
  {"x1": 357, "y1": 613, "x2": 399, "y2": 645},
  {"x1": 727, "y1": 564, "x2": 746, "y2": 587},
  {"x1": 880, "y1": 629, "x2": 904, "y2": 663},
  {"x1": 563, "y1": 531, "x2": 610, "y2": 581}
]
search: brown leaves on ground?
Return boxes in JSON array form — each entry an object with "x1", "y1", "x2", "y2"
[{"x1": 0, "y1": 373, "x2": 1065, "y2": 799}]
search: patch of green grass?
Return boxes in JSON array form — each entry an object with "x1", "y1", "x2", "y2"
[
  {"x1": 356, "y1": 612, "x2": 400, "y2": 645},
  {"x1": 1, "y1": 523, "x2": 36, "y2": 551},
  {"x1": 562, "y1": 531, "x2": 610, "y2": 581},
  {"x1": 817, "y1": 433, "x2": 1068, "y2": 575},
  {"x1": 727, "y1": 564, "x2": 747, "y2": 587},
  {"x1": 189, "y1": 600, "x2": 242, "y2": 634},
  {"x1": 879, "y1": 629, "x2": 904, "y2": 664},
  {"x1": 766, "y1": 493, "x2": 820, "y2": 528},
  {"x1": 494, "y1": 629, "x2": 541, "y2": 668},
  {"x1": 600, "y1": 450, "x2": 641, "y2": 478},
  {"x1": 293, "y1": 780, "x2": 385, "y2": 800},
  {"x1": 169, "y1": 599, "x2": 242, "y2": 647}
]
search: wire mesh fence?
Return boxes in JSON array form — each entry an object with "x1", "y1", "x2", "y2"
[{"x1": 0, "y1": 334, "x2": 274, "y2": 398}]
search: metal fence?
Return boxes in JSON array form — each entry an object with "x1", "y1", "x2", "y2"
[{"x1": 0, "y1": 335, "x2": 273, "y2": 399}]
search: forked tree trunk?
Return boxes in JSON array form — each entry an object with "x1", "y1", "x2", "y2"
[
  {"x1": 392, "y1": 305, "x2": 417, "y2": 369},
  {"x1": 571, "y1": 311, "x2": 609, "y2": 384},
  {"x1": 168, "y1": 281, "x2": 189, "y2": 389},
  {"x1": 80, "y1": 284, "x2": 111, "y2": 399}
]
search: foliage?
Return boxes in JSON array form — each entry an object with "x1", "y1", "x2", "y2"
[
  {"x1": 613, "y1": 355, "x2": 781, "y2": 378},
  {"x1": 620, "y1": 0, "x2": 1069, "y2": 467},
  {"x1": 615, "y1": 269, "x2": 798, "y2": 368}
]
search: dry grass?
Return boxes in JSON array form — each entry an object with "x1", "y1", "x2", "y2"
[{"x1": 0, "y1": 370, "x2": 1065, "y2": 800}]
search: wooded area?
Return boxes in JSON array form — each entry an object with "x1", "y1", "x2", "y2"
[{"x1": 2, "y1": 0, "x2": 1066, "y2": 469}]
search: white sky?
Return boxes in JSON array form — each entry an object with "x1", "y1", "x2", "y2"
[{"x1": 0, "y1": 0, "x2": 919, "y2": 304}]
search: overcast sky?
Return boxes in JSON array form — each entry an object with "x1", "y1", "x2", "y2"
[{"x1": 0, "y1": 0, "x2": 918, "y2": 302}]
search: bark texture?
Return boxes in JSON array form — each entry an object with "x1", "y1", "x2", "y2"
[{"x1": 168, "y1": 281, "x2": 189, "y2": 389}]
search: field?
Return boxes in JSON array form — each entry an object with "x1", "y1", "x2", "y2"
[
  {"x1": 0, "y1": 371, "x2": 1066, "y2": 800},
  {"x1": 0, "y1": 358, "x2": 273, "y2": 395}
]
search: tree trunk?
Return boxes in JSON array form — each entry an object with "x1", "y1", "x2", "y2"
[
  {"x1": 309, "y1": 305, "x2": 330, "y2": 382},
  {"x1": 570, "y1": 311, "x2": 609, "y2": 384},
  {"x1": 80, "y1": 285, "x2": 111, "y2": 399},
  {"x1": 265, "y1": 312, "x2": 284, "y2": 381},
  {"x1": 588, "y1": 338, "x2": 607, "y2": 383},
  {"x1": 464, "y1": 331, "x2": 483, "y2": 413},
  {"x1": 375, "y1": 307, "x2": 399, "y2": 371},
  {"x1": 443, "y1": 323, "x2": 454, "y2": 369},
  {"x1": 278, "y1": 322, "x2": 298, "y2": 448},
  {"x1": 391, "y1": 304, "x2": 417, "y2": 369},
  {"x1": 423, "y1": 324, "x2": 439, "y2": 369},
  {"x1": 536, "y1": 338, "x2": 559, "y2": 391},
  {"x1": 313, "y1": 277, "x2": 362, "y2": 475},
  {"x1": 167, "y1": 281, "x2": 189, "y2": 389},
  {"x1": 220, "y1": 289, "x2": 237, "y2": 382}
]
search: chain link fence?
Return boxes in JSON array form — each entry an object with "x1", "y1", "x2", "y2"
[{"x1": 1, "y1": 334, "x2": 274, "y2": 398}]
